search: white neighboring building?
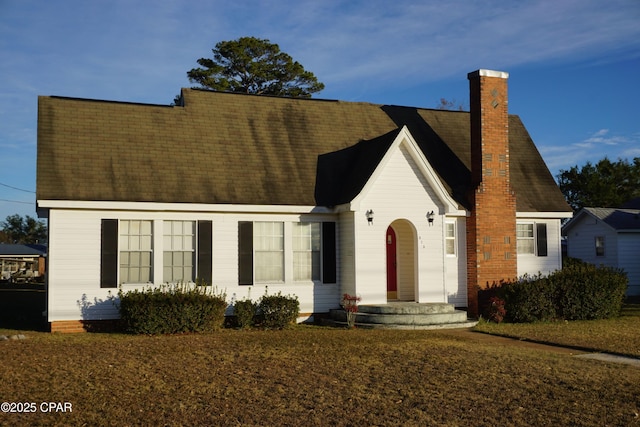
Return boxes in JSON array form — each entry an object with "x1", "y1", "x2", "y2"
[{"x1": 563, "y1": 204, "x2": 640, "y2": 297}]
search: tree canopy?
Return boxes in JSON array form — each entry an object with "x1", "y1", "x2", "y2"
[
  {"x1": 185, "y1": 37, "x2": 325, "y2": 98},
  {"x1": 436, "y1": 98, "x2": 466, "y2": 111},
  {"x1": 0, "y1": 214, "x2": 47, "y2": 244},
  {"x1": 557, "y1": 157, "x2": 640, "y2": 211}
]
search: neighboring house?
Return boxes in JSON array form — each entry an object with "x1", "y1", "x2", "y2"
[
  {"x1": 36, "y1": 69, "x2": 572, "y2": 332},
  {"x1": 563, "y1": 205, "x2": 640, "y2": 296},
  {"x1": 0, "y1": 244, "x2": 46, "y2": 283}
]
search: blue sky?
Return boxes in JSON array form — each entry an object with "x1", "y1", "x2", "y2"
[{"x1": 1, "y1": 0, "x2": 639, "y2": 221}]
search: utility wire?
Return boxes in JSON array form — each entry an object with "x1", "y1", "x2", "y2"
[
  {"x1": 0, "y1": 198, "x2": 34, "y2": 205},
  {"x1": 0, "y1": 182, "x2": 35, "y2": 193}
]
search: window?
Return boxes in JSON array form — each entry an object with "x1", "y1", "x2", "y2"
[
  {"x1": 516, "y1": 222, "x2": 548, "y2": 256},
  {"x1": 595, "y1": 236, "x2": 605, "y2": 257},
  {"x1": 293, "y1": 222, "x2": 321, "y2": 280},
  {"x1": 254, "y1": 222, "x2": 284, "y2": 282},
  {"x1": 119, "y1": 220, "x2": 153, "y2": 283},
  {"x1": 100, "y1": 219, "x2": 212, "y2": 287},
  {"x1": 238, "y1": 221, "x2": 337, "y2": 285},
  {"x1": 163, "y1": 221, "x2": 195, "y2": 283},
  {"x1": 516, "y1": 223, "x2": 534, "y2": 254},
  {"x1": 445, "y1": 222, "x2": 456, "y2": 256}
]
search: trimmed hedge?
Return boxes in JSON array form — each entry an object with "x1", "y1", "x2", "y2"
[
  {"x1": 479, "y1": 259, "x2": 628, "y2": 323},
  {"x1": 117, "y1": 283, "x2": 227, "y2": 334},
  {"x1": 256, "y1": 291, "x2": 299, "y2": 329},
  {"x1": 233, "y1": 299, "x2": 257, "y2": 329}
]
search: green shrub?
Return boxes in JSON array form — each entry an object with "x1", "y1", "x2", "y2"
[
  {"x1": 117, "y1": 282, "x2": 227, "y2": 334},
  {"x1": 233, "y1": 299, "x2": 257, "y2": 329},
  {"x1": 501, "y1": 274, "x2": 557, "y2": 323},
  {"x1": 480, "y1": 260, "x2": 628, "y2": 323},
  {"x1": 256, "y1": 290, "x2": 299, "y2": 329},
  {"x1": 554, "y1": 259, "x2": 627, "y2": 320}
]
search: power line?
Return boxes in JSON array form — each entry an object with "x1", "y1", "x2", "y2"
[
  {"x1": 0, "y1": 182, "x2": 35, "y2": 193},
  {"x1": 0, "y1": 198, "x2": 34, "y2": 205}
]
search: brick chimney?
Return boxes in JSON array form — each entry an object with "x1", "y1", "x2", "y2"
[{"x1": 466, "y1": 69, "x2": 517, "y2": 317}]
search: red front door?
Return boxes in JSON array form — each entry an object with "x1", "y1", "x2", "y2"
[{"x1": 386, "y1": 226, "x2": 397, "y2": 300}]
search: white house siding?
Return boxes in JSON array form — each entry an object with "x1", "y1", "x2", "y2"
[
  {"x1": 353, "y1": 144, "x2": 450, "y2": 305},
  {"x1": 517, "y1": 218, "x2": 564, "y2": 278},
  {"x1": 338, "y1": 211, "x2": 356, "y2": 298},
  {"x1": 46, "y1": 208, "x2": 340, "y2": 323},
  {"x1": 444, "y1": 217, "x2": 467, "y2": 307},
  {"x1": 47, "y1": 209, "x2": 108, "y2": 322},
  {"x1": 618, "y1": 233, "x2": 640, "y2": 296}
]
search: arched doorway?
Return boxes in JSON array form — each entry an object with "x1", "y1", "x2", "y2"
[{"x1": 386, "y1": 220, "x2": 416, "y2": 301}]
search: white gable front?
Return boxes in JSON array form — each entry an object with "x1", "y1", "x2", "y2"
[{"x1": 341, "y1": 128, "x2": 468, "y2": 307}]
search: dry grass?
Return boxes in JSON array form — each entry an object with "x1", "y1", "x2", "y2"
[
  {"x1": 1, "y1": 322, "x2": 639, "y2": 426},
  {"x1": 474, "y1": 304, "x2": 640, "y2": 358}
]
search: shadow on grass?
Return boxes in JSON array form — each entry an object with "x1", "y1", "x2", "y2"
[{"x1": 0, "y1": 286, "x2": 47, "y2": 332}]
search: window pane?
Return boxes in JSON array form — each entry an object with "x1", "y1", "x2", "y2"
[
  {"x1": 446, "y1": 223, "x2": 455, "y2": 238},
  {"x1": 293, "y1": 222, "x2": 321, "y2": 281},
  {"x1": 446, "y1": 239, "x2": 455, "y2": 255},
  {"x1": 140, "y1": 221, "x2": 152, "y2": 235},
  {"x1": 184, "y1": 235, "x2": 193, "y2": 250},
  {"x1": 163, "y1": 220, "x2": 195, "y2": 283},
  {"x1": 517, "y1": 239, "x2": 535, "y2": 254},
  {"x1": 516, "y1": 223, "x2": 535, "y2": 254},
  {"x1": 254, "y1": 222, "x2": 284, "y2": 282},
  {"x1": 120, "y1": 220, "x2": 154, "y2": 283}
]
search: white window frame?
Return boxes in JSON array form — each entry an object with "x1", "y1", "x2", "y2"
[
  {"x1": 163, "y1": 220, "x2": 196, "y2": 283},
  {"x1": 516, "y1": 223, "x2": 535, "y2": 255},
  {"x1": 293, "y1": 222, "x2": 321, "y2": 281},
  {"x1": 119, "y1": 219, "x2": 153, "y2": 284},
  {"x1": 445, "y1": 221, "x2": 456, "y2": 256},
  {"x1": 254, "y1": 221, "x2": 284, "y2": 283}
]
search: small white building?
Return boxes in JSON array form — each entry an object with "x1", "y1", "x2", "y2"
[
  {"x1": 36, "y1": 70, "x2": 572, "y2": 332},
  {"x1": 563, "y1": 204, "x2": 640, "y2": 297}
]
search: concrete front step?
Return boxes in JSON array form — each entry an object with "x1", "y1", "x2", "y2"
[
  {"x1": 328, "y1": 302, "x2": 477, "y2": 330},
  {"x1": 327, "y1": 319, "x2": 479, "y2": 330},
  {"x1": 358, "y1": 302, "x2": 456, "y2": 315}
]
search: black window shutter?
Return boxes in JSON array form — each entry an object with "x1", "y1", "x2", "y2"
[
  {"x1": 197, "y1": 220, "x2": 213, "y2": 285},
  {"x1": 322, "y1": 222, "x2": 337, "y2": 284},
  {"x1": 536, "y1": 223, "x2": 548, "y2": 257},
  {"x1": 100, "y1": 219, "x2": 118, "y2": 288},
  {"x1": 238, "y1": 221, "x2": 253, "y2": 285}
]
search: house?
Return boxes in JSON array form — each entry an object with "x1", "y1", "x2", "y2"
[
  {"x1": 36, "y1": 69, "x2": 572, "y2": 332},
  {"x1": 0, "y1": 244, "x2": 46, "y2": 283},
  {"x1": 562, "y1": 203, "x2": 640, "y2": 296}
]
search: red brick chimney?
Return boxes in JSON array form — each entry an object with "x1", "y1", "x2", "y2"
[{"x1": 466, "y1": 69, "x2": 517, "y2": 317}]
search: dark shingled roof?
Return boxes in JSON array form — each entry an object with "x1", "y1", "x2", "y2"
[
  {"x1": 37, "y1": 88, "x2": 571, "y2": 213},
  {"x1": 0, "y1": 244, "x2": 46, "y2": 257},
  {"x1": 577, "y1": 207, "x2": 640, "y2": 231}
]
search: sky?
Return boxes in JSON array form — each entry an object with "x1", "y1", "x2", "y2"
[{"x1": 1, "y1": 0, "x2": 639, "y2": 221}]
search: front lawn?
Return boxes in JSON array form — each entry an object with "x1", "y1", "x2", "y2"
[
  {"x1": 474, "y1": 303, "x2": 640, "y2": 358},
  {"x1": 1, "y1": 317, "x2": 639, "y2": 426}
]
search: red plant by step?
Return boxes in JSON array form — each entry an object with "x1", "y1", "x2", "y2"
[
  {"x1": 488, "y1": 296, "x2": 506, "y2": 323},
  {"x1": 341, "y1": 293, "x2": 361, "y2": 328}
]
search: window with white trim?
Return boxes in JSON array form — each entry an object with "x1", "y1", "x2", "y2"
[
  {"x1": 254, "y1": 222, "x2": 284, "y2": 282},
  {"x1": 119, "y1": 220, "x2": 153, "y2": 283},
  {"x1": 163, "y1": 220, "x2": 195, "y2": 283},
  {"x1": 445, "y1": 222, "x2": 456, "y2": 256},
  {"x1": 516, "y1": 222, "x2": 548, "y2": 256},
  {"x1": 238, "y1": 221, "x2": 336, "y2": 286},
  {"x1": 516, "y1": 223, "x2": 535, "y2": 254},
  {"x1": 293, "y1": 222, "x2": 321, "y2": 280}
]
